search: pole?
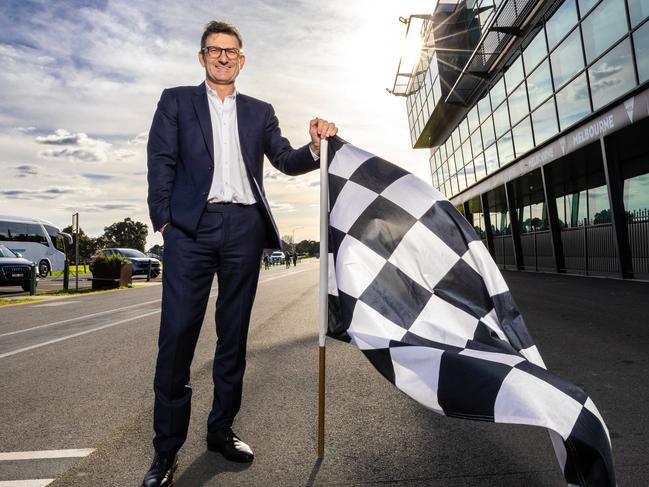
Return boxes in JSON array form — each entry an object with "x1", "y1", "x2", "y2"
[
  {"x1": 318, "y1": 137, "x2": 329, "y2": 458},
  {"x1": 73, "y1": 213, "x2": 79, "y2": 291}
]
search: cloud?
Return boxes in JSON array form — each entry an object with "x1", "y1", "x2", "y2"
[
  {"x1": 63, "y1": 202, "x2": 138, "y2": 212},
  {"x1": 0, "y1": 187, "x2": 78, "y2": 200},
  {"x1": 82, "y1": 173, "x2": 114, "y2": 180},
  {"x1": 36, "y1": 128, "x2": 86, "y2": 145},
  {"x1": 36, "y1": 128, "x2": 112, "y2": 162},
  {"x1": 11, "y1": 164, "x2": 39, "y2": 177},
  {"x1": 129, "y1": 131, "x2": 148, "y2": 145},
  {"x1": 269, "y1": 202, "x2": 296, "y2": 213}
]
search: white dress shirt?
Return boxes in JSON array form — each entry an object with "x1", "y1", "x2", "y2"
[{"x1": 205, "y1": 84, "x2": 257, "y2": 204}]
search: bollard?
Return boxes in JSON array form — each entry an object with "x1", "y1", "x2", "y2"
[
  {"x1": 63, "y1": 260, "x2": 69, "y2": 291},
  {"x1": 147, "y1": 260, "x2": 152, "y2": 282},
  {"x1": 29, "y1": 263, "x2": 37, "y2": 295}
]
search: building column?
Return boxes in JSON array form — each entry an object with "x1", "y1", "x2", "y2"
[
  {"x1": 600, "y1": 136, "x2": 634, "y2": 279},
  {"x1": 480, "y1": 193, "x2": 495, "y2": 256},
  {"x1": 541, "y1": 164, "x2": 566, "y2": 273},
  {"x1": 504, "y1": 182, "x2": 523, "y2": 270}
]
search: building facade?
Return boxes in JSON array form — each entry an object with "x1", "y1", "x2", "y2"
[{"x1": 394, "y1": 0, "x2": 649, "y2": 279}]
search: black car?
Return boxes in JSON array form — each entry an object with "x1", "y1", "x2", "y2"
[
  {"x1": 91, "y1": 248, "x2": 161, "y2": 278},
  {"x1": 0, "y1": 244, "x2": 35, "y2": 292}
]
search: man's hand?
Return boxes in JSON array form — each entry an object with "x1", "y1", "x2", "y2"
[{"x1": 309, "y1": 118, "x2": 338, "y2": 156}]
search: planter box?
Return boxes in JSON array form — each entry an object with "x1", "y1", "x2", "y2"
[{"x1": 91, "y1": 262, "x2": 132, "y2": 289}]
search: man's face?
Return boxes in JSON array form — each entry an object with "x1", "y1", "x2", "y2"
[{"x1": 198, "y1": 33, "x2": 245, "y2": 86}]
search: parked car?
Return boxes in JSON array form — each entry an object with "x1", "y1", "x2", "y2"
[
  {"x1": 0, "y1": 244, "x2": 36, "y2": 292},
  {"x1": 269, "y1": 251, "x2": 285, "y2": 264},
  {"x1": 91, "y1": 248, "x2": 161, "y2": 278}
]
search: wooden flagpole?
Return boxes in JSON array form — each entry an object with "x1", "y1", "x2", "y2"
[{"x1": 318, "y1": 137, "x2": 329, "y2": 458}]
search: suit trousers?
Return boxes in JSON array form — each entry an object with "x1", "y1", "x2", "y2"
[{"x1": 153, "y1": 202, "x2": 265, "y2": 454}]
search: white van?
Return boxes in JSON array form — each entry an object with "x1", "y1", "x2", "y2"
[{"x1": 0, "y1": 215, "x2": 71, "y2": 277}]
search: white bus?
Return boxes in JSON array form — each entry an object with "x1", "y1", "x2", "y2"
[{"x1": 0, "y1": 215, "x2": 71, "y2": 277}]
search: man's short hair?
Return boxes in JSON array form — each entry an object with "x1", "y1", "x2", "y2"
[{"x1": 201, "y1": 21, "x2": 243, "y2": 49}]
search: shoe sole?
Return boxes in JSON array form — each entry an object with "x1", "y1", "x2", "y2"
[{"x1": 206, "y1": 442, "x2": 254, "y2": 463}]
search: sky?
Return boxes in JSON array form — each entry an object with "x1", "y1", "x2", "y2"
[{"x1": 0, "y1": 0, "x2": 435, "y2": 249}]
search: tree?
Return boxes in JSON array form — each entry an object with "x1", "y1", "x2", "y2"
[
  {"x1": 148, "y1": 244, "x2": 164, "y2": 257},
  {"x1": 295, "y1": 239, "x2": 319, "y2": 256},
  {"x1": 61, "y1": 225, "x2": 99, "y2": 263},
  {"x1": 102, "y1": 217, "x2": 149, "y2": 251}
]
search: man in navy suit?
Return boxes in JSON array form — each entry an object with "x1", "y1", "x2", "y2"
[{"x1": 143, "y1": 20, "x2": 337, "y2": 486}]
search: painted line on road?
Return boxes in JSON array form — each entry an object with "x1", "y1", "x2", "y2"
[
  {"x1": 31, "y1": 301, "x2": 80, "y2": 308},
  {"x1": 0, "y1": 480, "x2": 54, "y2": 487},
  {"x1": 0, "y1": 298, "x2": 163, "y2": 338},
  {"x1": 0, "y1": 311, "x2": 160, "y2": 360},
  {"x1": 0, "y1": 264, "x2": 317, "y2": 359},
  {"x1": 0, "y1": 449, "x2": 94, "y2": 461}
]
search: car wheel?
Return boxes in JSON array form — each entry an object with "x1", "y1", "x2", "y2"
[{"x1": 38, "y1": 260, "x2": 50, "y2": 278}]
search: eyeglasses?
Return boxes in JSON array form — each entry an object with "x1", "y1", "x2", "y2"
[{"x1": 201, "y1": 46, "x2": 243, "y2": 60}]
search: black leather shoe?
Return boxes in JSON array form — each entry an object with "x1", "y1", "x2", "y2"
[
  {"x1": 207, "y1": 427, "x2": 254, "y2": 463},
  {"x1": 141, "y1": 452, "x2": 177, "y2": 487}
]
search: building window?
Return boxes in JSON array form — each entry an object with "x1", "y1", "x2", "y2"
[
  {"x1": 485, "y1": 143, "x2": 499, "y2": 174},
  {"x1": 578, "y1": 0, "x2": 600, "y2": 17},
  {"x1": 633, "y1": 20, "x2": 649, "y2": 83},
  {"x1": 551, "y1": 28, "x2": 585, "y2": 89},
  {"x1": 508, "y1": 81, "x2": 530, "y2": 125},
  {"x1": 512, "y1": 117, "x2": 535, "y2": 157},
  {"x1": 468, "y1": 105, "x2": 480, "y2": 133},
  {"x1": 546, "y1": 0, "x2": 579, "y2": 49},
  {"x1": 471, "y1": 129, "x2": 483, "y2": 157},
  {"x1": 493, "y1": 101, "x2": 510, "y2": 138},
  {"x1": 481, "y1": 114, "x2": 496, "y2": 147},
  {"x1": 497, "y1": 132, "x2": 515, "y2": 166},
  {"x1": 474, "y1": 152, "x2": 487, "y2": 181},
  {"x1": 581, "y1": 0, "x2": 628, "y2": 64},
  {"x1": 532, "y1": 97, "x2": 559, "y2": 144},
  {"x1": 478, "y1": 94, "x2": 491, "y2": 123},
  {"x1": 465, "y1": 160, "x2": 477, "y2": 186},
  {"x1": 527, "y1": 59, "x2": 553, "y2": 110},
  {"x1": 505, "y1": 56, "x2": 525, "y2": 93},
  {"x1": 490, "y1": 77, "x2": 507, "y2": 108},
  {"x1": 523, "y1": 28, "x2": 547, "y2": 73},
  {"x1": 556, "y1": 71, "x2": 591, "y2": 130},
  {"x1": 589, "y1": 38, "x2": 636, "y2": 110},
  {"x1": 628, "y1": 0, "x2": 649, "y2": 27}
]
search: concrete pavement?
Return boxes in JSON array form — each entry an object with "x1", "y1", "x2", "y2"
[{"x1": 0, "y1": 262, "x2": 647, "y2": 485}]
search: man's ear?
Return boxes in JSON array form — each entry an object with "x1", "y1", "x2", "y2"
[{"x1": 198, "y1": 51, "x2": 206, "y2": 68}]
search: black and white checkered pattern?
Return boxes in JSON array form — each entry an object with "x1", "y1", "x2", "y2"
[{"x1": 325, "y1": 137, "x2": 615, "y2": 487}]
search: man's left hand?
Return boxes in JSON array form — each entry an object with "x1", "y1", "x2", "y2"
[{"x1": 309, "y1": 118, "x2": 338, "y2": 156}]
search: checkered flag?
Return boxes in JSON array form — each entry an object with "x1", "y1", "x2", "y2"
[{"x1": 325, "y1": 137, "x2": 615, "y2": 486}]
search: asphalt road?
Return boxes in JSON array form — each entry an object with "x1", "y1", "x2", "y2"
[{"x1": 0, "y1": 262, "x2": 647, "y2": 486}]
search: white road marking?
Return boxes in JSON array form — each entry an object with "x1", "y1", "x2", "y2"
[
  {"x1": 0, "y1": 481, "x2": 54, "y2": 487},
  {"x1": 0, "y1": 264, "x2": 317, "y2": 360},
  {"x1": 0, "y1": 311, "x2": 160, "y2": 359},
  {"x1": 31, "y1": 301, "x2": 79, "y2": 308},
  {"x1": 0, "y1": 448, "x2": 94, "y2": 461}
]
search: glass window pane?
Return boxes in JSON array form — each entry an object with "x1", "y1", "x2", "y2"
[
  {"x1": 471, "y1": 129, "x2": 483, "y2": 156},
  {"x1": 589, "y1": 185, "x2": 611, "y2": 223},
  {"x1": 546, "y1": 0, "x2": 578, "y2": 49},
  {"x1": 556, "y1": 72, "x2": 591, "y2": 129},
  {"x1": 478, "y1": 93, "x2": 491, "y2": 123},
  {"x1": 512, "y1": 117, "x2": 534, "y2": 156},
  {"x1": 623, "y1": 173, "x2": 649, "y2": 213},
  {"x1": 459, "y1": 118, "x2": 467, "y2": 142},
  {"x1": 634, "y1": 21, "x2": 649, "y2": 83},
  {"x1": 482, "y1": 115, "x2": 496, "y2": 147},
  {"x1": 474, "y1": 152, "x2": 487, "y2": 181},
  {"x1": 589, "y1": 38, "x2": 636, "y2": 110},
  {"x1": 527, "y1": 59, "x2": 553, "y2": 109},
  {"x1": 523, "y1": 28, "x2": 547, "y2": 72},
  {"x1": 508, "y1": 81, "x2": 529, "y2": 125},
  {"x1": 452, "y1": 128, "x2": 461, "y2": 152},
  {"x1": 485, "y1": 143, "x2": 499, "y2": 174},
  {"x1": 497, "y1": 132, "x2": 515, "y2": 166},
  {"x1": 581, "y1": 0, "x2": 628, "y2": 63},
  {"x1": 462, "y1": 139, "x2": 473, "y2": 164},
  {"x1": 493, "y1": 101, "x2": 510, "y2": 138},
  {"x1": 465, "y1": 161, "x2": 477, "y2": 186},
  {"x1": 490, "y1": 77, "x2": 506, "y2": 108},
  {"x1": 628, "y1": 0, "x2": 649, "y2": 27},
  {"x1": 579, "y1": 0, "x2": 599, "y2": 16},
  {"x1": 551, "y1": 29, "x2": 585, "y2": 89},
  {"x1": 505, "y1": 56, "x2": 525, "y2": 93},
  {"x1": 532, "y1": 97, "x2": 559, "y2": 144},
  {"x1": 468, "y1": 105, "x2": 479, "y2": 133}
]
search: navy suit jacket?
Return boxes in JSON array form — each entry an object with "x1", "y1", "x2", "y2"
[{"x1": 147, "y1": 82, "x2": 319, "y2": 249}]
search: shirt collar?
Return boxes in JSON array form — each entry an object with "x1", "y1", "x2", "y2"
[{"x1": 205, "y1": 82, "x2": 238, "y2": 101}]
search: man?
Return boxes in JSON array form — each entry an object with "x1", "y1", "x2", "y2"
[{"x1": 143, "y1": 21, "x2": 337, "y2": 486}]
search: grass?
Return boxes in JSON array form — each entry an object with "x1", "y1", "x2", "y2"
[
  {"x1": 50, "y1": 264, "x2": 90, "y2": 277},
  {"x1": 0, "y1": 297, "x2": 40, "y2": 307},
  {"x1": 36, "y1": 284, "x2": 134, "y2": 296}
]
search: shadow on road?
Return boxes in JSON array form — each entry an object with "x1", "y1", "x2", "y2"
[{"x1": 173, "y1": 451, "x2": 251, "y2": 485}]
